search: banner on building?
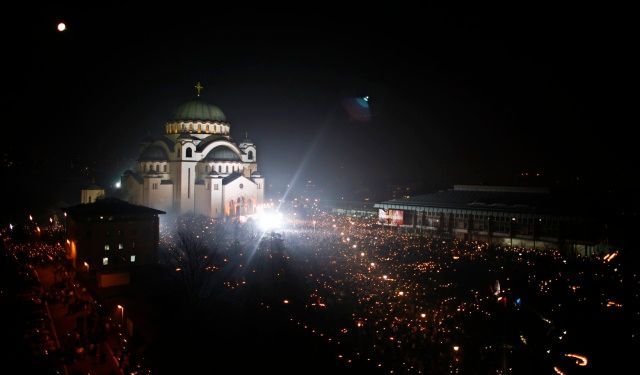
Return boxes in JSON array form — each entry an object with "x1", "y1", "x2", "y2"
[{"x1": 378, "y1": 209, "x2": 404, "y2": 226}]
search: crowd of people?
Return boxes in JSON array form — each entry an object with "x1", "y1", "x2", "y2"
[
  {"x1": 158, "y1": 207, "x2": 628, "y2": 374},
  {"x1": 2, "y1": 220, "x2": 150, "y2": 375},
  {"x1": 2, "y1": 205, "x2": 630, "y2": 374}
]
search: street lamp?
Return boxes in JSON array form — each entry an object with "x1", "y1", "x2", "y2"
[{"x1": 117, "y1": 304, "x2": 124, "y2": 324}]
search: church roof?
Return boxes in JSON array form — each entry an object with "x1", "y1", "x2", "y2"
[
  {"x1": 222, "y1": 172, "x2": 244, "y2": 185},
  {"x1": 158, "y1": 136, "x2": 176, "y2": 150},
  {"x1": 195, "y1": 135, "x2": 232, "y2": 152},
  {"x1": 203, "y1": 146, "x2": 241, "y2": 161},
  {"x1": 139, "y1": 145, "x2": 168, "y2": 161},
  {"x1": 64, "y1": 198, "x2": 165, "y2": 217},
  {"x1": 123, "y1": 170, "x2": 143, "y2": 184},
  {"x1": 173, "y1": 100, "x2": 226, "y2": 122},
  {"x1": 177, "y1": 133, "x2": 198, "y2": 141}
]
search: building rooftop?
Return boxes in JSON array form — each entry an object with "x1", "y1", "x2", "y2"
[
  {"x1": 64, "y1": 198, "x2": 166, "y2": 217},
  {"x1": 222, "y1": 172, "x2": 244, "y2": 185},
  {"x1": 376, "y1": 186, "x2": 598, "y2": 216}
]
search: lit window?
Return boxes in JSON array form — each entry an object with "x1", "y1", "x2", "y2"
[
  {"x1": 118, "y1": 243, "x2": 124, "y2": 250},
  {"x1": 130, "y1": 255, "x2": 136, "y2": 263},
  {"x1": 103, "y1": 257, "x2": 109, "y2": 265},
  {"x1": 104, "y1": 244, "x2": 110, "y2": 251}
]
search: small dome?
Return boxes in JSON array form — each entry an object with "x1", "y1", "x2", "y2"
[
  {"x1": 204, "y1": 146, "x2": 241, "y2": 161},
  {"x1": 139, "y1": 145, "x2": 168, "y2": 161},
  {"x1": 173, "y1": 100, "x2": 226, "y2": 122}
]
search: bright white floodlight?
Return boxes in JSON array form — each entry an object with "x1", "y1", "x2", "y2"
[{"x1": 258, "y1": 211, "x2": 283, "y2": 231}]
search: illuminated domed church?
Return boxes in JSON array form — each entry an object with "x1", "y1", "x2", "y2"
[{"x1": 121, "y1": 83, "x2": 265, "y2": 217}]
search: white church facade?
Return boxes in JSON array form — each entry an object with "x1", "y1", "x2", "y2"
[{"x1": 121, "y1": 91, "x2": 265, "y2": 218}]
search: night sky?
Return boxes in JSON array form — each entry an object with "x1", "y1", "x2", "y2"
[{"x1": 5, "y1": 4, "x2": 624, "y2": 217}]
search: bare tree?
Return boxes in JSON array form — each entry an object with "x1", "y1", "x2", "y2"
[{"x1": 166, "y1": 230, "x2": 221, "y2": 308}]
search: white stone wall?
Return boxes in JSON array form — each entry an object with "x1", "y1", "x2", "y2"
[
  {"x1": 210, "y1": 177, "x2": 224, "y2": 218},
  {"x1": 121, "y1": 176, "x2": 143, "y2": 205},
  {"x1": 175, "y1": 161, "x2": 198, "y2": 215},
  {"x1": 125, "y1": 128, "x2": 263, "y2": 218},
  {"x1": 221, "y1": 176, "x2": 259, "y2": 216},
  {"x1": 80, "y1": 189, "x2": 105, "y2": 204},
  {"x1": 194, "y1": 183, "x2": 211, "y2": 216},
  {"x1": 253, "y1": 176, "x2": 265, "y2": 206},
  {"x1": 143, "y1": 177, "x2": 172, "y2": 212}
]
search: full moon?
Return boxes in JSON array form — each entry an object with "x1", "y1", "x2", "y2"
[{"x1": 57, "y1": 22, "x2": 66, "y2": 32}]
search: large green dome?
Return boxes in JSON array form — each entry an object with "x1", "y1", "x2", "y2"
[{"x1": 172, "y1": 100, "x2": 226, "y2": 122}]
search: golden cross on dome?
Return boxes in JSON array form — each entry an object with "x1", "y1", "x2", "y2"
[{"x1": 195, "y1": 82, "x2": 204, "y2": 97}]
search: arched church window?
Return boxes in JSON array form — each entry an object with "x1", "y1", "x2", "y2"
[
  {"x1": 206, "y1": 125, "x2": 209, "y2": 132},
  {"x1": 225, "y1": 165, "x2": 229, "y2": 173},
  {"x1": 186, "y1": 148, "x2": 193, "y2": 158},
  {"x1": 206, "y1": 165, "x2": 209, "y2": 172},
  {"x1": 155, "y1": 164, "x2": 159, "y2": 172},
  {"x1": 218, "y1": 165, "x2": 222, "y2": 173},
  {"x1": 198, "y1": 124, "x2": 202, "y2": 132},
  {"x1": 248, "y1": 150, "x2": 254, "y2": 160},
  {"x1": 163, "y1": 165, "x2": 167, "y2": 172}
]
